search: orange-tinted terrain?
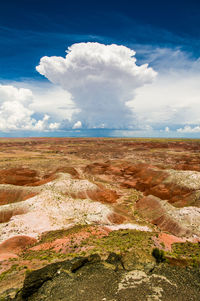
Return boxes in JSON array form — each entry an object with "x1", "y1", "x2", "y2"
[{"x1": 1, "y1": 137, "x2": 200, "y2": 299}]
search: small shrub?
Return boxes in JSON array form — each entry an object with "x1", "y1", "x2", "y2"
[{"x1": 152, "y1": 248, "x2": 166, "y2": 263}]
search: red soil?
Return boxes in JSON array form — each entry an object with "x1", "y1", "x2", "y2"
[
  {"x1": 0, "y1": 207, "x2": 27, "y2": 223},
  {"x1": 54, "y1": 166, "x2": 79, "y2": 178},
  {"x1": 135, "y1": 195, "x2": 190, "y2": 236},
  {"x1": 0, "y1": 189, "x2": 37, "y2": 205},
  {"x1": 107, "y1": 212, "x2": 126, "y2": 224},
  {"x1": 85, "y1": 162, "x2": 198, "y2": 207},
  {"x1": 0, "y1": 166, "x2": 79, "y2": 187},
  {"x1": 0, "y1": 253, "x2": 18, "y2": 261},
  {"x1": 71, "y1": 187, "x2": 119, "y2": 204},
  {"x1": 0, "y1": 168, "x2": 39, "y2": 186},
  {"x1": 30, "y1": 226, "x2": 110, "y2": 253},
  {"x1": 0, "y1": 236, "x2": 37, "y2": 261},
  {"x1": 155, "y1": 233, "x2": 186, "y2": 251}
]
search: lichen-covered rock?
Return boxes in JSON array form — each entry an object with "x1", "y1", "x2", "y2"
[{"x1": 13, "y1": 254, "x2": 200, "y2": 301}]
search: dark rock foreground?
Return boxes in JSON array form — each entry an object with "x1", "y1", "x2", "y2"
[{"x1": 4, "y1": 253, "x2": 200, "y2": 301}]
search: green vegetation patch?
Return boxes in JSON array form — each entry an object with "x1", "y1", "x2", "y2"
[
  {"x1": 170, "y1": 241, "x2": 200, "y2": 265},
  {"x1": 82, "y1": 229, "x2": 155, "y2": 259},
  {"x1": 38, "y1": 225, "x2": 89, "y2": 244},
  {"x1": 21, "y1": 228, "x2": 155, "y2": 265},
  {"x1": 21, "y1": 249, "x2": 71, "y2": 262},
  {"x1": 0, "y1": 264, "x2": 21, "y2": 282}
]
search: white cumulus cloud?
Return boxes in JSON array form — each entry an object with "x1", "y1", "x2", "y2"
[
  {"x1": 0, "y1": 84, "x2": 60, "y2": 132},
  {"x1": 3, "y1": 44, "x2": 200, "y2": 136},
  {"x1": 36, "y1": 42, "x2": 157, "y2": 129},
  {"x1": 177, "y1": 125, "x2": 200, "y2": 133},
  {"x1": 72, "y1": 120, "x2": 82, "y2": 129},
  {"x1": 122, "y1": 46, "x2": 200, "y2": 135},
  {"x1": 130, "y1": 65, "x2": 200, "y2": 130}
]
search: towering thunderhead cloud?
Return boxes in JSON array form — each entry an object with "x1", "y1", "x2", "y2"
[{"x1": 36, "y1": 42, "x2": 157, "y2": 129}]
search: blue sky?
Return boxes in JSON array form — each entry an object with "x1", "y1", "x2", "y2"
[
  {"x1": 1, "y1": 0, "x2": 200, "y2": 79},
  {"x1": 0, "y1": 0, "x2": 200, "y2": 137}
]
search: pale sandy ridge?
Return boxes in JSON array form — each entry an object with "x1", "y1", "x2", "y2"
[{"x1": 0, "y1": 173, "x2": 113, "y2": 242}]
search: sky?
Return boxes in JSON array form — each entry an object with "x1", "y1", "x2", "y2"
[{"x1": 0, "y1": 0, "x2": 200, "y2": 137}]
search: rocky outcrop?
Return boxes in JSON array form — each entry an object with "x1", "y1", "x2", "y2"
[{"x1": 10, "y1": 254, "x2": 200, "y2": 301}]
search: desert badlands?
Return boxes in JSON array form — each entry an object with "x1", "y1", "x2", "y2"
[{"x1": 0, "y1": 138, "x2": 200, "y2": 300}]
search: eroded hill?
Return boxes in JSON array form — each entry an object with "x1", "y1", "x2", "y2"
[{"x1": 0, "y1": 138, "x2": 200, "y2": 300}]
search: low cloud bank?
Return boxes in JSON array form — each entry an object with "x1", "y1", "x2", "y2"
[
  {"x1": 0, "y1": 84, "x2": 59, "y2": 132},
  {"x1": 130, "y1": 48, "x2": 200, "y2": 132},
  {"x1": 177, "y1": 125, "x2": 200, "y2": 133}
]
